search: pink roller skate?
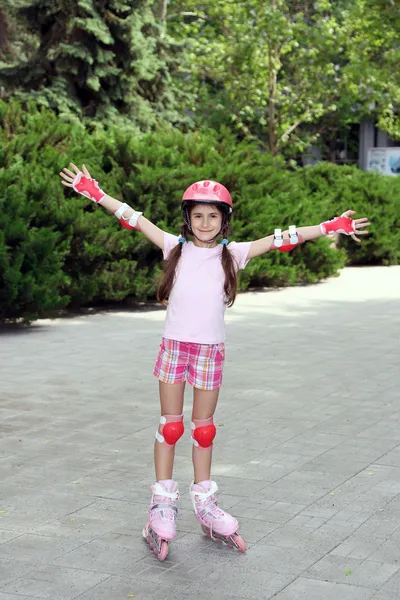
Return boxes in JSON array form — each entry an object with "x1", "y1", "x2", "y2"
[
  {"x1": 190, "y1": 480, "x2": 246, "y2": 552},
  {"x1": 142, "y1": 480, "x2": 180, "y2": 561}
]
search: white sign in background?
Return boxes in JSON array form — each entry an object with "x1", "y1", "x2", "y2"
[{"x1": 366, "y1": 147, "x2": 400, "y2": 176}]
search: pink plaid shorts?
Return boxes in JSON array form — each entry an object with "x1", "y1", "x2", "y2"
[{"x1": 153, "y1": 338, "x2": 225, "y2": 390}]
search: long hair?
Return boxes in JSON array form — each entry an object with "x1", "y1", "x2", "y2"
[{"x1": 157, "y1": 205, "x2": 239, "y2": 307}]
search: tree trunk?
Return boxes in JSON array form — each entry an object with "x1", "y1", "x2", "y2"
[
  {"x1": 268, "y1": 52, "x2": 278, "y2": 155},
  {"x1": 153, "y1": 0, "x2": 168, "y2": 21},
  {"x1": 0, "y1": 9, "x2": 11, "y2": 55}
]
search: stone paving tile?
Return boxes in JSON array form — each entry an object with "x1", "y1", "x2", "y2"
[
  {"x1": 372, "y1": 569, "x2": 400, "y2": 597},
  {"x1": 187, "y1": 566, "x2": 297, "y2": 600},
  {"x1": 235, "y1": 541, "x2": 330, "y2": 575},
  {"x1": 0, "y1": 533, "x2": 88, "y2": 565},
  {"x1": 0, "y1": 529, "x2": 23, "y2": 545},
  {"x1": 304, "y1": 554, "x2": 399, "y2": 589},
  {"x1": 71, "y1": 575, "x2": 191, "y2": 600},
  {"x1": 0, "y1": 594, "x2": 34, "y2": 600},
  {"x1": 259, "y1": 521, "x2": 337, "y2": 553},
  {"x1": 0, "y1": 559, "x2": 38, "y2": 588},
  {"x1": 368, "y1": 539, "x2": 400, "y2": 565},
  {"x1": 0, "y1": 565, "x2": 109, "y2": 599},
  {"x1": 1, "y1": 266, "x2": 399, "y2": 600},
  {"x1": 330, "y1": 534, "x2": 388, "y2": 561},
  {"x1": 51, "y1": 535, "x2": 151, "y2": 576},
  {"x1": 272, "y1": 577, "x2": 376, "y2": 599}
]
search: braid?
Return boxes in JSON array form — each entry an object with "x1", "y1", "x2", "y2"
[
  {"x1": 220, "y1": 218, "x2": 238, "y2": 307},
  {"x1": 157, "y1": 223, "x2": 189, "y2": 305}
]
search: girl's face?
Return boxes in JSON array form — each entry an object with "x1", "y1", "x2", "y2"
[{"x1": 190, "y1": 204, "x2": 223, "y2": 245}]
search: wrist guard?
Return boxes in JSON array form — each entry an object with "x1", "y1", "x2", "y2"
[
  {"x1": 72, "y1": 172, "x2": 106, "y2": 203},
  {"x1": 320, "y1": 215, "x2": 355, "y2": 236}
]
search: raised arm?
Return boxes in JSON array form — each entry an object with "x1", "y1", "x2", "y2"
[
  {"x1": 247, "y1": 210, "x2": 370, "y2": 259},
  {"x1": 59, "y1": 163, "x2": 165, "y2": 250}
]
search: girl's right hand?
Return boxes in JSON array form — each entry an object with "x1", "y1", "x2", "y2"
[{"x1": 59, "y1": 163, "x2": 106, "y2": 203}]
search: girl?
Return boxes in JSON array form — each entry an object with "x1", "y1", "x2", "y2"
[{"x1": 60, "y1": 163, "x2": 370, "y2": 560}]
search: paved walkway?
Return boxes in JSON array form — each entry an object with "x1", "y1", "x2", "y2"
[{"x1": 1, "y1": 266, "x2": 400, "y2": 600}]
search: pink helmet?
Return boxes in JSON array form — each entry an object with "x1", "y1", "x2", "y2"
[{"x1": 182, "y1": 180, "x2": 233, "y2": 214}]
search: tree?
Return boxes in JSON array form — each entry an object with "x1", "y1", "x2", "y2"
[
  {"x1": 167, "y1": 0, "x2": 400, "y2": 156},
  {"x1": 0, "y1": 0, "x2": 189, "y2": 130},
  {"x1": 342, "y1": 0, "x2": 400, "y2": 139}
]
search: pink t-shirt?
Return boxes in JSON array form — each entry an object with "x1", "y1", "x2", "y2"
[{"x1": 162, "y1": 233, "x2": 252, "y2": 344}]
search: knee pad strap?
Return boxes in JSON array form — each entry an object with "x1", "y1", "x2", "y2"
[
  {"x1": 191, "y1": 417, "x2": 216, "y2": 450},
  {"x1": 155, "y1": 414, "x2": 184, "y2": 446}
]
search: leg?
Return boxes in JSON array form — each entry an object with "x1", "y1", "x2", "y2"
[
  {"x1": 191, "y1": 387, "x2": 219, "y2": 484},
  {"x1": 189, "y1": 387, "x2": 246, "y2": 551},
  {"x1": 154, "y1": 381, "x2": 185, "y2": 481}
]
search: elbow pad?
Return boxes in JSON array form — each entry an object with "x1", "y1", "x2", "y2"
[
  {"x1": 114, "y1": 203, "x2": 142, "y2": 231},
  {"x1": 272, "y1": 226, "x2": 302, "y2": 252}
]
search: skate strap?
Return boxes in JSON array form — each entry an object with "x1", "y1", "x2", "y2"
[
  {"x1": 152, "y1": 503, "x2": 178, "y2": 514},
  {"x1": 152, "y1": 482, "x2": 180, "y2": 500},
  {"x1": 198, "y1": 505, "x2": 218, "y2": 520},
  {"x1": 114, "y1": 203, "x2": 130, "y2": 219},
  {"x1": 192, "y1": 480, "x2": 219, "y2": 501}
]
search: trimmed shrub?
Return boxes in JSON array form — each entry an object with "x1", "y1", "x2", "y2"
[
  {"x1": 1, "y1": 102, "x2": 397, "y2": 322},
  {"x1": 294, "y1": 162, "x2": 400, "y2": 265}
]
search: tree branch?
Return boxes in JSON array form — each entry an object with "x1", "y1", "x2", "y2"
[
  {"x1": 278, "y1": 110, "x2": 311, "y2": 142},
  {"x1": 167, "y1": 12, "x2": 207, "y2": 21}
]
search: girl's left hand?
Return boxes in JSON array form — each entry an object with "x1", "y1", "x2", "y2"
[{"x1": 342, "y1": 210, "x2": 370, "y2": 243}]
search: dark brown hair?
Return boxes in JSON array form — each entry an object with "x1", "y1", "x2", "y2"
[{"x1": 157, "y1": 205, "x2": 239, "y2": 307}]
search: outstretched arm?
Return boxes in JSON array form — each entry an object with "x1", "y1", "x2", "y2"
[
  {"x1": 60, "y1": 163, "x2": 165, "y2": 250},
  {"x1": 247, "y1": 210, "x2": 370, "y2": 260}
]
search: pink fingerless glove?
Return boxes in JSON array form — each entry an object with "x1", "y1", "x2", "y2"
[
  {"x1": 320, "y1": 215, "x2": 355, "y2": 236},
  {"x1": 72, "y1": 172, "x2": 105, "y2": 203}
]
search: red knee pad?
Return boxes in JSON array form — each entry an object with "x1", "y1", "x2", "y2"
[
  {"x1": 191, "y1": 417, "x2": 216, "y2": 449},
  {"x1": 155, "y1": 414, "x2": 184, "y2": 446},
  {"x1": 163, "y1": 421, "x2": 184, "y2": 445}
]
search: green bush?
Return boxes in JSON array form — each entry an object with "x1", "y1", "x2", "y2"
[
  {"x1": 0, "y1": 101, "x2": 398, "y2": 322},
  {"x1": 294, "y1": 162, "x2": 400, "y2": 265},
  {"x1": 0, "y1": 147, "x2": 69, "y2": 322}
]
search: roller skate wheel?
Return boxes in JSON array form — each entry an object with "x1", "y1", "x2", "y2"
[
  {"x1": 157, "y1": 540, "x2": 168, "y2": 561},
  {"x1": 232, "y1": 534, "x2": 246, "y2": 552}
]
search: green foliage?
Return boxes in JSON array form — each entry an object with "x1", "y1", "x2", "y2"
[
  {"x1": 343, "y1": 0, "x2": 400, "y2": 139},
  {"x1": 0, "y1": 134, "x2": 70, "y2": 322},
  {"x1": 167, "y1": 0, "x2": 400, "y2": 153},
  {"x1": 2, "y1": 0, "x2": 400, "y2": 157},
  {"x1": 295, "y1": 162, "x2": 400, "y2": 265},
  {"x1": 0, "y1": 101, "x2": 398, "y2": 322},
  {"x1": 0, "y1": 0, "x2": 189, "y2": 131}
]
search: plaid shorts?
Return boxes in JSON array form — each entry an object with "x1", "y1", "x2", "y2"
[{"x1": 153, "y1": 338, "x2": 225, "y2": 390}]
